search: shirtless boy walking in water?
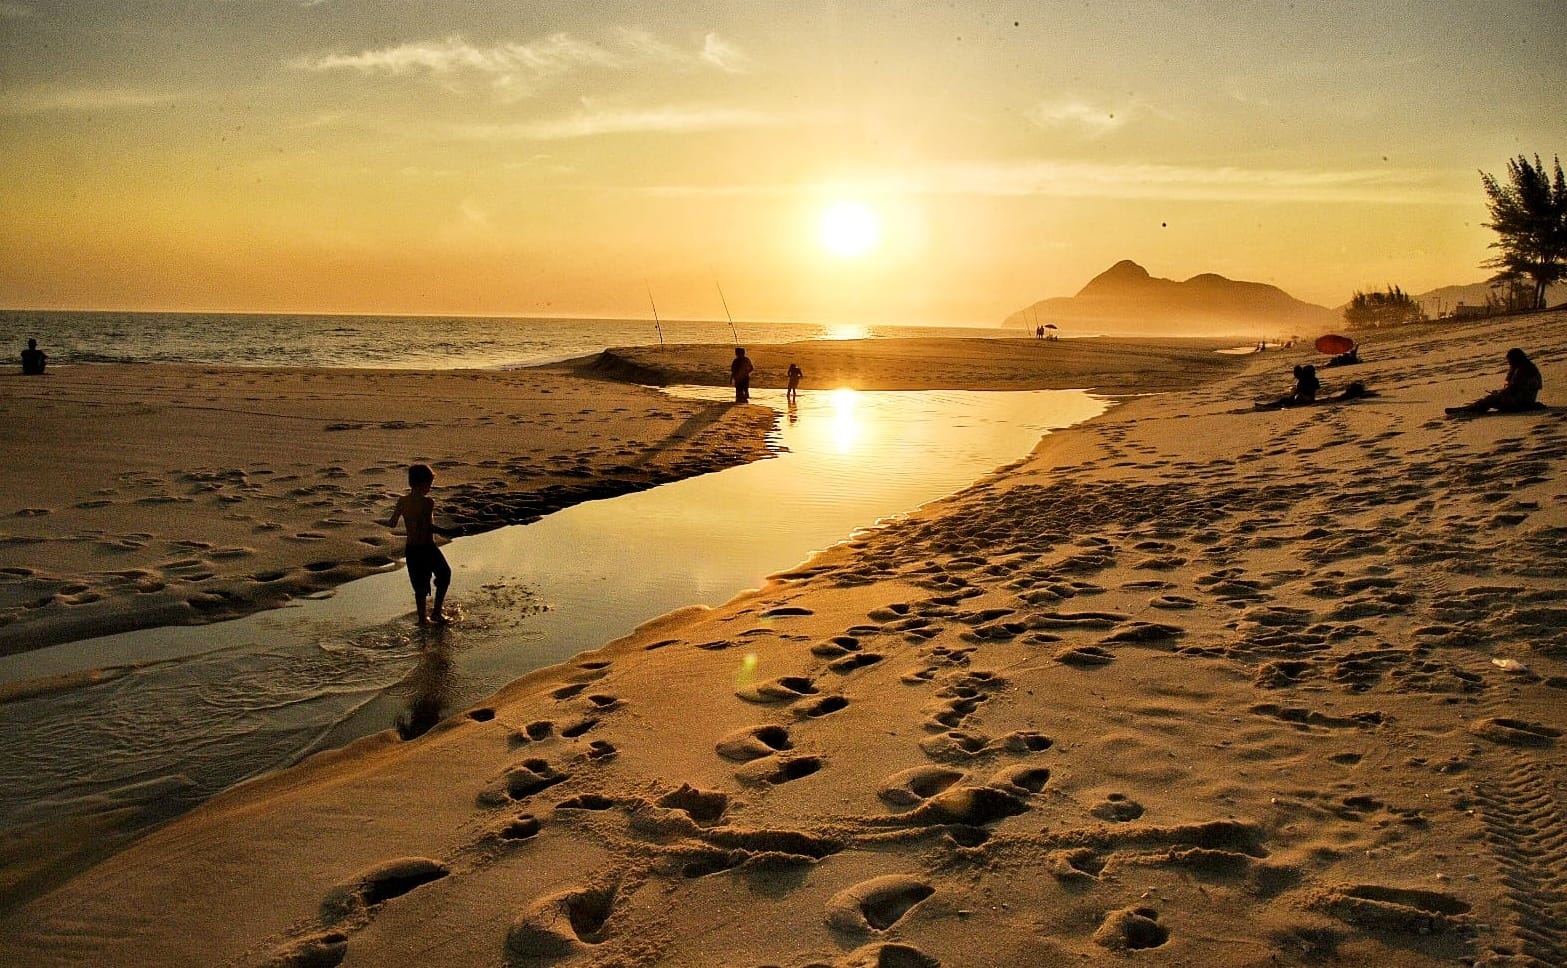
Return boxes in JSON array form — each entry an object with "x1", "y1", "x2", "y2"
[{"x1": 385, "y1": 463, "x2": 452, "y2": 624}]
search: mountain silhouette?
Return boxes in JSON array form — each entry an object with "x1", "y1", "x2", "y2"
[{"x1": 1007, "y1": 260, "x2": 1337, "y2": 336}]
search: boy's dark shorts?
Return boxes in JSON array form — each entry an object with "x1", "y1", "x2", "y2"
[{"x1": 405, "y1": 544, "x2": 451, "y2": 596}]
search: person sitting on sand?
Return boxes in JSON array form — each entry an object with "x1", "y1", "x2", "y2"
[
  {"x1": 1446, "y1": 347, "x2": 1543, "y2": 415},
  {"x1": 385, "y1": 463, "x2": 452, "y2": 624},
  {"x1": 1324, "y1": 346, "x2": 1361, "y2": 367},
  {"x1": 786, "y1": 362, "x2": 803, "y2": 402},
  {"x1": 20, "y1": 338, "x2": 46, "y2": 375},
  {"x1": 1255, "y1": 364, "x2": 1320, "y2": 410},
  {"x1": 731, "y1": 347, "x2": 754, "y2": 404}
]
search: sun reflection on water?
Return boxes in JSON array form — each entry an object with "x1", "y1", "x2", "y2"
[
  {"x1": 828, "y1": 387, "x2": 861, "y2": 453},
  {"x1": 822, "y1": 323, "x2": 870, "y2": 341}
]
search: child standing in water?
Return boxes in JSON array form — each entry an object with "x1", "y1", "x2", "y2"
[{"x1": 385, "y1": 463, "x2": 452, "y2": 624}]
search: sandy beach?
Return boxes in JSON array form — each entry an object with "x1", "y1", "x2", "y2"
[{"x1": 3, "y1": 316, "x2": 1565, "y2": 967}]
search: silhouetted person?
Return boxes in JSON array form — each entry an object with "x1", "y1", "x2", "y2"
[
  {"x1": 1325, "y1": 346, "x2": 1361, "y2": 367},
  {"x1": 786, "y1": 362, "x2": 803, "y2": 402},
  {"x1": 20, "y1": 338, "x2": 46, "y2": 375},
  {"x1": 1447, "y1": 348, "x2": 1543, "y2": 415},
  {"x1": 731, "y1": 347, "x2": 753, "y2": 403},
  {"x1": 1255, "y1": 364, "x2": 1320, "y2": 410},
  {"x1": 385, "y1": 463, "x2": 452, "y2": 624}
]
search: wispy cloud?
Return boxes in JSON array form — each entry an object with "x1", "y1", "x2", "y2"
[
  {"x1": 643, "y1": 161, "x2": 1471, "y2": 205},
  {"x1": 0, "y1": 86, "x2": 180, "y2": 116},
  {"x1": 1027, "y1": 99, "x2": 1130, "y2": 136},
  {"x1": 291, "y1": 28, "x2": 749, "y2": 96},
  {"x1": 452, "y1": 104, "x2": 803, "y2": 141}
]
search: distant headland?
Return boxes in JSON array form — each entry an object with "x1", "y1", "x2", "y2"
[{"x1": 1006, "y1": 260, "x2": 1338, "y2": 337}]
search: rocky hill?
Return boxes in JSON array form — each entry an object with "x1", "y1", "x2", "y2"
[{"x1": 1006, "y1": 260, "x2": 1338, "y2": 337}]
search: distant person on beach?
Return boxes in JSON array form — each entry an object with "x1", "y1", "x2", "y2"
[
  {"x1": 20, "y1": 338, "x2": 46, "y2": 375},
  {"x1": 731, "y1": 347, "x2": 754, "y2": 403},
  {"x1": 1324, "y1": 346, "x2": 1361, "y2": 367},
  {"x1": 1255, "y1": 364, "x2": 1320, "y2": 410},
  {"x1": 786, "y1": 362, "x2": 803, "y2": 402},
  {"x1": 1446, "y1": 348, "x2": 1543, "y2": 415},
  {"x1": 385, "y1": 463, "x2": 451, "y2": 625}
]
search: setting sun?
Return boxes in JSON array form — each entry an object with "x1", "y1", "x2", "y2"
[{"x1": 819, "y1": 201, "x2": 882, "y2": 259}]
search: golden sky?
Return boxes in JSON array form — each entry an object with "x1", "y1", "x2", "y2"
[{"x1": 2, "y1": 1, "x2": 1563, "y2": 324}]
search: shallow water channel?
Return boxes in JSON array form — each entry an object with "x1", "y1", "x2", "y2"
[{"x1": 0, "y1": 387, "x2": 1108, "y2": 856}]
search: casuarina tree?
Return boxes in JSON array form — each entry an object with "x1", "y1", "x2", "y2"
[{"x1": 1479, "y1": 154, "x2": 1567, "y2": 311}]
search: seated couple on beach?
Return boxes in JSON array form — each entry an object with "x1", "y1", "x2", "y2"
[
  {"x1": 1254, "y1": 364, "x2": 1370, "y2": 411},
  {"x1": 1446, "y1": 348, "x2": 1544, "y2": 416}
]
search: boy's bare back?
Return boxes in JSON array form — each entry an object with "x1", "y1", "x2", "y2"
[{"x1": 389, "y1": 492, "x2": 436, "y2": 547}]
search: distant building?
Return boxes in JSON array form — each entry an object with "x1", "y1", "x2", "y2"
[{"x1": 1451, "y1": 303, "x2": 1487, "y2": 319}]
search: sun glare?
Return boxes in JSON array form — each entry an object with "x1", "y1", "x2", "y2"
[{"x1": 819, "y1": 201, "x2": 882, "y2": 258}]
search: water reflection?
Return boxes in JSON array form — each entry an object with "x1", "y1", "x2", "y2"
[
  {"x1": 827, "y1": 387, "x2": 862, "y2": 453},
  {"x1": 395, "y1": 627, "x2": 457, "y2": 740},
  {"x1": 0, "y1": 387, "x2": 1110, "y2": 863}
]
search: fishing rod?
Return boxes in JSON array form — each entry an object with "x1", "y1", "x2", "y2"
[
  {"x1": 715, "y1": 281, "x2": 738, "y2": 345},
  {"x1": 645, "y1": 278, "x2": 664, "y2": 349}
]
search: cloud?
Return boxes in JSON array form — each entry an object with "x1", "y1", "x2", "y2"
[
  {"x1": 0, "y1": 86, "x2": 180, "y2": 116},
  {"x1": 291, "y1": 29, "x2": 749, "y2": 95},
  {"x1": 452, "y1": 105, "x2": 803, "y2": 141},
  {"x1": 1027, "y1": 99, "x2": 1130, "y2": 136},
  {"x1": 642, "y1": 161, "x2": 1471, "y2": 206},
  {"x1": 912, "y1": 160, "x2": 1466, "y2": 204}
]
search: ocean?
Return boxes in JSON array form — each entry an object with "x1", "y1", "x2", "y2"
[{"x1": 0, "y1": 310, "x2": 1015, "y2": 370}]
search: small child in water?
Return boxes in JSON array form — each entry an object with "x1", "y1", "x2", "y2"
[{"x1": 385, "y1": 463, "x2": 452, "y2": 624}]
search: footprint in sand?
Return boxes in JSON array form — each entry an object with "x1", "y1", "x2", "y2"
[
  {"x1": 657, "y1": 784, "x2": 730, "y2": 824},
  {"x1": 478, "y1": 759, "x2": 568, "y2": 806},
  {"x1": 1053, "y1": 645, "x2": 1115, "y2": 667},
  {"x1": 505, "y1": 880, "x2": 619, "y2": 961},
  {"x1": 1089, "y1": 793, "x2": 1145, "y2": 822},
  {"x1": 877, "y1": 766, "x2": 967, "y2": 806},
  {"x1": 826, "y1": 874, "x2": 935, "y2": 934},
  {"x1": 737, "y1": 675, "x2": 818, "y2": 704},
  {"x1": 1469, "y1": 717, "x2": 1561, "y2": 746},
  {"x1": 736, "y1": 753, "x2": 823, "y2": 786},
  {"x1": 318, "y1": 856, "x2": 450, "y2": 926},
  {"x1": 1093, "y1": 906, "x2": 1168, "y2": 950},
  {"x1": 716, "y1": 724, "x2": 793, "y2": 761},
  {"x1": 1310, "y1": 884, "x2": 1471, "y2": 935}
]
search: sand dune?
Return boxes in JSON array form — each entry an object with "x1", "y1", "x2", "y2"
[{"x1": 2, "y1": 315, "x2": 1564, "y2": 967}]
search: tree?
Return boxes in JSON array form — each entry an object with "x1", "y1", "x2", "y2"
[
  {"x1": 1480, "y1": 154, "x2": 1567, "y2": 311},
  {"x1": 1343, "y1": 285, "x2": 1423, "y2": 329}
]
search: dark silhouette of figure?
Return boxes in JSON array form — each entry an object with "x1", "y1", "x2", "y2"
[
  {"x1": 1035, "y1": 325, "x2": 1044, "y2": 341},
  {"x1": 731, "y1": 347, "x2": 754, "y2": 403},
  {"x1": 1447, "y1": 348, "x2": 1544, "y2": 415},
  {"x1": 385, "y1": 463, "x2": 452, "y2": 624},
  {"x1": 786, "y1": 362, "x2": 803, "y2": 402},
  {"x1": 1255, "y1": 364, "x2": 1321, "y2": 410},
  {"x1": 1324, "y1": 346, "x2": 1361, "y2": 367},
  {"x1": 20, "y1": 338, "x2": 46, "y2": 375}
]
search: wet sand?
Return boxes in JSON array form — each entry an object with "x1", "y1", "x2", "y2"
[{"x1": 3, "y1": 318, "x2": 1565, "y2": 966}]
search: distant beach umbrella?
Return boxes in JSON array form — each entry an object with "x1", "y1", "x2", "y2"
[{"x1": 1044, "y1": 324, "x2": 1058, "y2": 330}]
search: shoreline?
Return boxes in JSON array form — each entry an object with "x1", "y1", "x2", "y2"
[
  {"x1": 0, "y1": 336, "x2": 1244, "y2": 658},
  {"x1": 3, "y1": 312, "x2": 1561, "y2": 964}
]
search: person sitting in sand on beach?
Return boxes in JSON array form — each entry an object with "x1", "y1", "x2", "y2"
[
  {"x1": 20, "y1": 338, "x2": 46, "y2": 375},
  {"x1": 731, "y1": 347, "x2": 754, "y2": 404},
  {"x1": 786, "y1": 362, "x2": 803, "y2": 402},
  {"x1": 1446, "y1": 347, "x2": 1543, "y2": 416},
  {"x1": 385, "y1": 463, "x2": 452, "y2": 624},
  {"x1": 1255, "y1": 363, "x2": 1320, "y2": 410}
]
